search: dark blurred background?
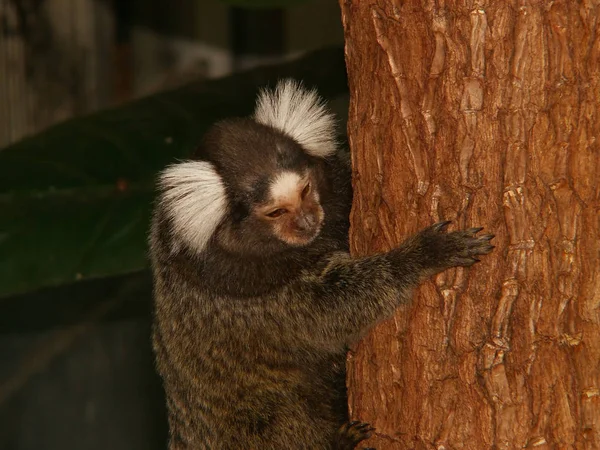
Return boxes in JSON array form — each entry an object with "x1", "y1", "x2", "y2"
[
  {"x1": 0, "y1": 0, "x2": 344, "y2": 147},
  {"x1": 0, "y1": 1, "x2": 344, "y2": 449}
]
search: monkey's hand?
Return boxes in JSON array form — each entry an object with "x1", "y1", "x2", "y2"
[
  {"x1": 333, "y1": 421, "x2": 375, "y2": 450},
  {"x1": 413, "y1": 220, "x2": 495, "y2": 270}
]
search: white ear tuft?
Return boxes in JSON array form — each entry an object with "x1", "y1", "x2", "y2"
[
  {"x1": 159, "y1": 161, "x2": 227, "y2": 253},
  {"x1": 254, "y1": 79, "x2": 337, "y2": 158}
]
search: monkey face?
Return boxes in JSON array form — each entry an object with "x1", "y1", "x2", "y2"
[
  {"x1": 158, "y1": 80, "x2": 340, "y2": 258},
  {"x1": 256, "y1": 170, "x2": 324, "y2": 246}
]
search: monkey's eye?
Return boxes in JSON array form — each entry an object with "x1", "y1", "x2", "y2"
[
  {"x1": 266, "y1": 208, "x2": 288, "y2": 218},
  {"x1": 301, "y1": 183, "x2": 311, "y2": 199}
]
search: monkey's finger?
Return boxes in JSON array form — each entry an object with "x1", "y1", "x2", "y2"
[
  {"x1": 453, "y1": 256, "x2": 481, "y2": 267},
  {"x1": 474, "y1": 244, "x2": 495, "y2": 255}
]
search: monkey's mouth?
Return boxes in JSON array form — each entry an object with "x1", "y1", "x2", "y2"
[{"x1": 283, "y1": 225, "x2": 322, "y2": 247}]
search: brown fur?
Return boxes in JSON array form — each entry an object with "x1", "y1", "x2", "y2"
[{"x1": 150, "y1": 115, "x2": 494, "y2": 449}]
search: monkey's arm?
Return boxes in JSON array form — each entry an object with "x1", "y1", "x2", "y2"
[{"x1": 294, "y1": 222, "x2": 494, "y2": 345}]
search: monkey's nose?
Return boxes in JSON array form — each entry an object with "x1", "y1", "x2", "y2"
[{"x1": 295, "y1": 214, "x2": 315, "y2": 231}]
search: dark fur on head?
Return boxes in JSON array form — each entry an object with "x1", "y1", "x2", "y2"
[
  {"x1": 150, "y1": 79, "x2": 494, "y2": 449},
  {"x1": 197, "y1": 118, "x2": 342, "y2": 258}
]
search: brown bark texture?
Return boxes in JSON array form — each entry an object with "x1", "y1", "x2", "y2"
[{"x1": 339, "y1": 1, "x2": 600, "y2": 449}]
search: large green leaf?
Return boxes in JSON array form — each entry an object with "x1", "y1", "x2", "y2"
[{"x1": 0, "y1": 47, "x2": 347, "y2": 298}]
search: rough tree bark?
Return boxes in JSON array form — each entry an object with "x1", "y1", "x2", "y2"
[{"x1": 339, "y1": 1, "x2": 599, "y2": 449}]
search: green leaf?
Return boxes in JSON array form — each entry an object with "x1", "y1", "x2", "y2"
[{"x1": 0, "y1": 47, "x2": 348, "y2": 298}]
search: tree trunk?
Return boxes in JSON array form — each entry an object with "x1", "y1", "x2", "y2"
[{"x1": 339, "y1": 1, "x2": 600, "y2": 449}]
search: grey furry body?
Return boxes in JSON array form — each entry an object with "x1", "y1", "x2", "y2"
[
  {"x1": 151, "y1": 145, "x2": 358, "y2": 449},
  {"x1": 149, "y1": 81, "x2": 494, "y2": 449}
]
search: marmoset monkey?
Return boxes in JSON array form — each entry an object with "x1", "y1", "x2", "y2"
[{"x1": 150, "y1": 80, "x2": 494, "y2": 449}]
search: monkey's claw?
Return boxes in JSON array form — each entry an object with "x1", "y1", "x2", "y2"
[
  {"x1": 466, "y1": 226, "x2": 484, "y2": 234},
  {"x1": 335, "y1": 420, "x2": 375, "y2": 449},
  {"x1": 431, "y1": 220, "x2": 452, "y2": 232}
]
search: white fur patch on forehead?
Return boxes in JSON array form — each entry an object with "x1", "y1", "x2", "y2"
[
  {"x1": 159, "y1": 161, "x2": 227, "y2": 253},
  {"x1": 270, "y1": 171, "x2": 303, "y2": 201},
  {"x1": 254, "y1": 79, "x2": 337, "y2": 158}
]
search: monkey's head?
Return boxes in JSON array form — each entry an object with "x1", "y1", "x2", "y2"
[{"x1": 158, "y1": 80, "x2": 339, "y2": 257}]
